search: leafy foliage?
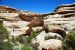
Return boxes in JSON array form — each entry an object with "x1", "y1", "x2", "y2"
[
  {"x1": 64, "y1": 30, "x2": 75, "y2": 50},
  {"x1": 25, "y1": 31, "x2": 39, "y2": 43},
  {"x1": 10, "y1": 31, "x2": 38, "y2": 50},
  {"x1": 0, "y1": 21, "x2": 13, "y2": 50},
  {"x1": 21, "y1": 44, "x2": 34, "y2": 50},
  {"x1": 1, "y1": 41, "x2": 13, "y2": 50},
  {"x1": 21, "y1": 31, "x2": 39, "y2": 50}
]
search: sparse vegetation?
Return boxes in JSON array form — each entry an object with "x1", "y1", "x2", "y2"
[
  {"x1": 1, "y1": 3, "x2": 75, "y2": 50},
  {"x1": 9, "y1": 31, "x2": 38, "y2": 50},
  {"x1": 64, "y1": 30, "x2": 75, "y2": 50},
  {"x1": 24, "y1": 31, "x2": 39, "y2": 43},
  {"x1": 13, "y1": 25, "x2": 20, "y2": 29},
  {"x1": 0, "y1": 21, "x2": 13, "y2": 50},
  {"x1": 21, "y1": 44, "x2": 34, "y2": 50}
]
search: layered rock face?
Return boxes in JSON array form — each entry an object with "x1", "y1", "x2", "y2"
[
  {"x1": 41, "y1": 4, "x2": 75, "y2": 50},
  {"x1": 44, "y1": 3, "x2": 75, "y2": 34},
  {"x1": 0, "y1": 6, "x2": 44, "y2": 36},
  {"x1": 1, "y1": 3, "x2": 75, "y2": 50}
]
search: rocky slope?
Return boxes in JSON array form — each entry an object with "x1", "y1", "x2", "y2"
[
  {"x1": 44, "y1": 3, "x2": 75, "y2": 34},
  {"x1": 1, "y1": 3, "x2": 75, "y2": 50},
  {"x1": 0, "y1": 5, "x2": 44, "y2": 36}
]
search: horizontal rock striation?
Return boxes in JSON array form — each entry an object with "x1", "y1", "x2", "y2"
[
  {"x1": 0, "y1": 5, "x2": 44, "y2": 36},
  {"x1": 1, "y1": 3, "x2": 75, "y2": 50},
  {"x1": 44, "y1": 3, "x2": 75, "y2": 34}
]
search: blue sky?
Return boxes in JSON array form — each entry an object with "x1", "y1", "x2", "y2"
[{"x1": 0, "y1": 0, "x2": 75, "y2": 14}]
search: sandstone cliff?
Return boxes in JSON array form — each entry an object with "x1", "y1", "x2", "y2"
[
  {"x1": 0, "y1": 3, "x2": 75, "y2": 50},
  {"x1": 44, "y1": 3, "x2": 75, "y2": 34}
]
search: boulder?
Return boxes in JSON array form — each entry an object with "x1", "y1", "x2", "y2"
[
  {"x1": 19, "y1": 14, "x2": 44, "y2": 22},
  {"x1": 28, "y1": 17, "x2": 44, "y2": 27},
  {"x1": 31, "y1": 31, "x2": 63, "y2": 50},
  {"x1": 19, "y1": 14, "x2": 34, "y2": 21},
  {"x1": 38, "y1": 39, "x2": 63, "y2": 50}
]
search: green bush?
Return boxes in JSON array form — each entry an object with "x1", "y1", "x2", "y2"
[
  {"x1": 64, "y1": 31, "x2": 75, "y2": 50},
  {"x1": 0, "y1": 26, "x2": 9, "y2": 40},
  {"x1": 0, "y1": 20, "x2": 9, "y2": 40},
  {"x1": 0, "y1": 21, "x2": 13, "y2": 50},
  {"x1": 20, "y1": 31, "x2": 39, "y2": 50},
  {"x1": 1, "y1": 41, "x2": 13, "y2": 50},
  {"x1": 0, "y1": 21, "x2": 40, "y2": 50},
  {"x1": 24, "y1": 31, "x2": 39, "y2": 43},
  {"x1": 21, "y1": 44, "x2": 34, "y2": 50}
]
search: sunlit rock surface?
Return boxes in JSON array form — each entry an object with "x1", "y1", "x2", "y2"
[
  {"x1": 3, "y1": 21, "x2": 30, "y2": 36},
  {"x1": 1, "y1": 3, "x2": 75, "y2": 50},
  {"x1": 0, "y1": 6, "x2": 43, "y2": 36},
  {"x1": 39, "y1": 39, "x2": 62, "y2": 50},
  {"x1": 44, "y1": 3, "x2": 75, "y2": 34},
  {"x1": 32, "y1": 26, "x2": 43, "y2": 32},
  {"x1": 32, "y1": 31, "x2": 63, "y2": 50}
]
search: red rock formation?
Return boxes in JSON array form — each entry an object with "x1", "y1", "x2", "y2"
[
  {"x1": 28, "y1": 17, "x2": 44, "y2": 27},
  {"x1": 0, "y1": 6, "x2": 17, "y2": 13},
  {"x1": 50, "y1": 29, "x2": 66, "y2": 38},
  {"x1": 22, "y1": 16, "x2": 44, "y2": 36},
  {"x1": 22, "y1": 28, "x2": 33, "y2": 36},
  {"x1": 44, "y1": 26, "x2": 66, "y2": 38},
  {"x1": 19, "y1": 14, "x2": 34, "y2": 21},
  {"x1": 54, "y1": 10, "x2": 75, "y2": 14},
  {"x1": 19, "y1": 14, "x2": 44, "y2": 36},
  {"x1": 19, "y1": 14, "x2": 44, "y2": 21}
]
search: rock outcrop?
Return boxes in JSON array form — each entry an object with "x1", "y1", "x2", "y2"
[
  {"x1": 0, "y1": 6, "x2": 18, "y2": 13},
  {"x1": 44, "y1": 3, "x2": 75, "y2": 35},
  {"x1": 31, "y1": 31, "x2": 63, "y2": 50},
  {"x1": 1, "y1": 3, "x2": 75, "y2": 50},
  {"x1": 0, "y1": 5, "x2": 44, "y2": 36}
]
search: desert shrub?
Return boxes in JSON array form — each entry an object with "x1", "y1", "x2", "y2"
[
  {"x1": 16, "y1": 35, "x2": 24, "y2": 43},
  {"x1": 64, "y1": 30, "x2": 75, "y2": 50},
  {"x1": 0, "y1": 21, "x2": 13, "y2": 50},
  {"x1": 10, "y1": 31, "x2": 38, "y2": 50},
  {"x1": 24, "y1": 31, "x2": 39, "y2": 43},
  {"x1": 10, "y1": 35, "x2": 24, "y2": 45},
  {"x1": 0, "y1": 25, "x2": 9, "y2": 39},
  {"x1": 21, "y1": 31, "x2": 39, "y2": 50},
  {"x1": 21, "y1": 44, "x2": 34, "y2": 50},
  {"x1": 13, "y1": 25, "x2": 20, "y2": 29},
  {"x1": 1, "y1": 41, "x2": 13, "y2": 50}
]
